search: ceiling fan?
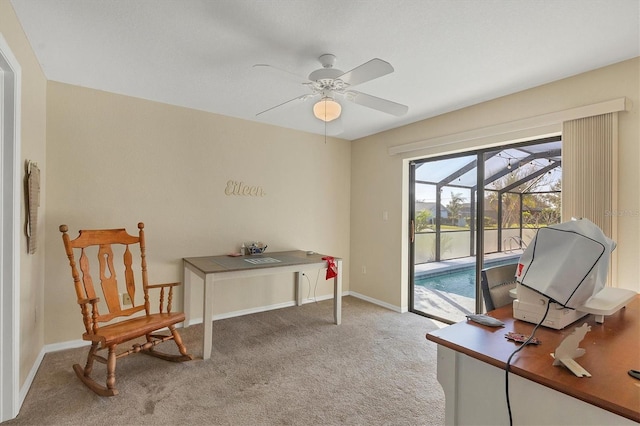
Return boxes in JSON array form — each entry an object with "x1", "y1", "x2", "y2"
[{"x1": 254, "y1": 54, "x2": 408, "y2": 123}]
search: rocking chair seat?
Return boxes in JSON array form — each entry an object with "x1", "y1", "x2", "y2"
[{"x1": 83, "y1": 312, "x2": 186, "y2": 347}]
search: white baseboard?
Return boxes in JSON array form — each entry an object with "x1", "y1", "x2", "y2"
[
  {"x1": 348, "y1": 291, "x2": 404, "y2": 313},
  {"x1": 186, "y1": 293, "x2": 339, "y2": 326},
  {"x1": 19, "y1": 347, "x2": 44, "y2": 408},
  {"x1": 45, "y1": 338, "x2": 90, "y2": 352},
  {"x1": 19, "y1": 339, "x2": 90, "y2": 406}
]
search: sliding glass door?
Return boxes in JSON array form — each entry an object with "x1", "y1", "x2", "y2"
[
  {"x1": 410, "y1": 153, "x2": 478, "y2": 323},
  {"x1": 409, "y1": 137, "x2": 562, "y2": 323}
]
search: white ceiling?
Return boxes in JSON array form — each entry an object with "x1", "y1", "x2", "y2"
[{"x1": 10, "y1": 0, "x2": 640, "y2": 140}]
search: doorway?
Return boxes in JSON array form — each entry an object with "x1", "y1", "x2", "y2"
[{"x1": 409, "y1": 137, "x2": 562, "y2": 323}]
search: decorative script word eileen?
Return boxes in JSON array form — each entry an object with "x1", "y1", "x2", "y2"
[{"x1": 225, "y1": 180, "x2": 266, "y2": 197}]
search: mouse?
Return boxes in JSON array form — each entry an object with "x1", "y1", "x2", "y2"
[{"x1": 307, "y1": 251, "x2": 314, "y2": 255}]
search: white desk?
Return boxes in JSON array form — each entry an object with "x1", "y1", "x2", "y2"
[
  {"x1": 427, "y1": 296, "x2": 640, "y2": 425},
  {"x1": 183, "y1": 250, "x2": 342, "y2": 360}
]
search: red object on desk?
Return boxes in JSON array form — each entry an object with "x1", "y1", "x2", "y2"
[{"x1": 322, "y1": 256, "x2": 337, "y2": 279}]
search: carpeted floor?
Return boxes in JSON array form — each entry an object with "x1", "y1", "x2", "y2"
[{"x1": 5, "y1": 296, "x2": 445, "y2": 426}]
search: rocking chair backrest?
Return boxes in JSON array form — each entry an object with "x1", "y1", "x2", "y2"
[{"x1": 60, "y1": 222, "x2": 151, "y2": 331}]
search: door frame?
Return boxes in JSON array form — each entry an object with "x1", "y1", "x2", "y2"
[{"x1": 0, "y1": 33, "x2": 22, "y2": 422}]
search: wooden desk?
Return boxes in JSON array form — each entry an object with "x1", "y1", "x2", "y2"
[
  {"x1": 427, "y1": 295, "x2": 640, "y2": 425},
  {"x1": 183, "y1": 250, "x2": 342, "y2": 360}
]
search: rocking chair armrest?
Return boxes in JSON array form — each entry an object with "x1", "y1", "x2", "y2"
[
  {"x1": 147, "y1": 282, "x2": 181, "y2": 289},
  {"x1": 146, "y1": 282, "x2": 180, "y2": 314},
  {"x1": 77, "y1": 297, "x2": 100, "y2": 306}
]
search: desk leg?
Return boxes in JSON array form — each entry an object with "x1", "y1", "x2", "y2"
[
  {"x1": 295, "y1": 272, "x2": 303, "y2": 306},
  {"x1": 334, "y1": 259, "x2": 342, "y2": 325},
  {"x1": 202, "y1": 274, "x2": 215, "y2": 360}
]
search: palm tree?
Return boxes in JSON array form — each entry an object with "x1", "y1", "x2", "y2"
[{"x1": 447, "y1": 192, "x2": 466, "y2": 225}]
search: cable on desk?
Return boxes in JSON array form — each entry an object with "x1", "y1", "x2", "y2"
[
  {"x1": 505, "y1": 301, "x2": 550, "y2": 426},
  {"x1": 302, "y1": 269, "x2": 322, "y2": 303},
  {"x1": 302, "y1": 272, "x2": 312, "y2": 301},
  {"x1": 310, "y1": 269, "x2": 323, "y2": 302}
]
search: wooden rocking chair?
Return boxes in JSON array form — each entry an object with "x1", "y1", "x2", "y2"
[{"x1": 60, "y1": 222, "x2": 193, "y2": 396}]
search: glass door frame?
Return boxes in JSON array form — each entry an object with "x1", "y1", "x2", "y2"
[
  {"x1": 408, "y1": 136, "x2": 562, "y2": 323},
  {"x1": 408, "y1": 151, "x2": 484, "y2": 324}
]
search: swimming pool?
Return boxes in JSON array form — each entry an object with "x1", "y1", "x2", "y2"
[{"x1": 414, "y1": 258, "x2": 518, "y2": 298}]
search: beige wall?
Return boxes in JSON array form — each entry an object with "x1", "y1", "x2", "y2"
[
  {"x1": 44, "y1": 82, "x2": 351, "y2": 343},
  {"x1": 0, "y1": 0, "x2": 48, "y2": 386},
  {"x1": 351, "y1": 57, "x2": 640, "y2": 311}
]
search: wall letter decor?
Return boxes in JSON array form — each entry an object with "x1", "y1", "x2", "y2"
[{"x1": 224, "y1": 180, "x2": 266, "y2": 197}]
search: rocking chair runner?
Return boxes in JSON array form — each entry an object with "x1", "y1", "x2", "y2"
[{"x1": 60, "y1": 222, "x2": 192, "y2": 396}]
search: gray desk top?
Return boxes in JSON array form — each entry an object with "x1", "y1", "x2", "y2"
[{"x1": 183, "y1": 250, "x2": 339, "y2": 274}]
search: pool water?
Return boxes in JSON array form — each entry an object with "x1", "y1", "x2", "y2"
[{"x1": 415, "y1": 258, "x2": 518, "y2": 298}]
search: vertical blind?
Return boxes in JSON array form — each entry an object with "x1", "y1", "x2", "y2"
[{"x1": 562, "y1": 112, "x2": 618, "y2": 285}]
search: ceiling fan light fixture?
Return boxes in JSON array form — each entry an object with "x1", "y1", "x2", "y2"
[{"x1": 313, "y1": 97, "x2": 341, "y2": 122}]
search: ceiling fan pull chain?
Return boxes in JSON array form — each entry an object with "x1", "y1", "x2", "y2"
[{"x1": 324, "y1": 105, "x2": 327, "y2": 144}]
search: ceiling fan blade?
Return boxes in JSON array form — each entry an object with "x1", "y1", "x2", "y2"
[
  {"x1": 337, "y1": 58, "x2": 394, "y2": 87},
  {"x1": 252, "y1": 64, "x2": 309, "y2": 83},
  {"x1": 346, "y1": 90, "x2": 408, "y2": 116},
  {"x1": 256, "y1": 94, "x2": 315, "y2": 116}
]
